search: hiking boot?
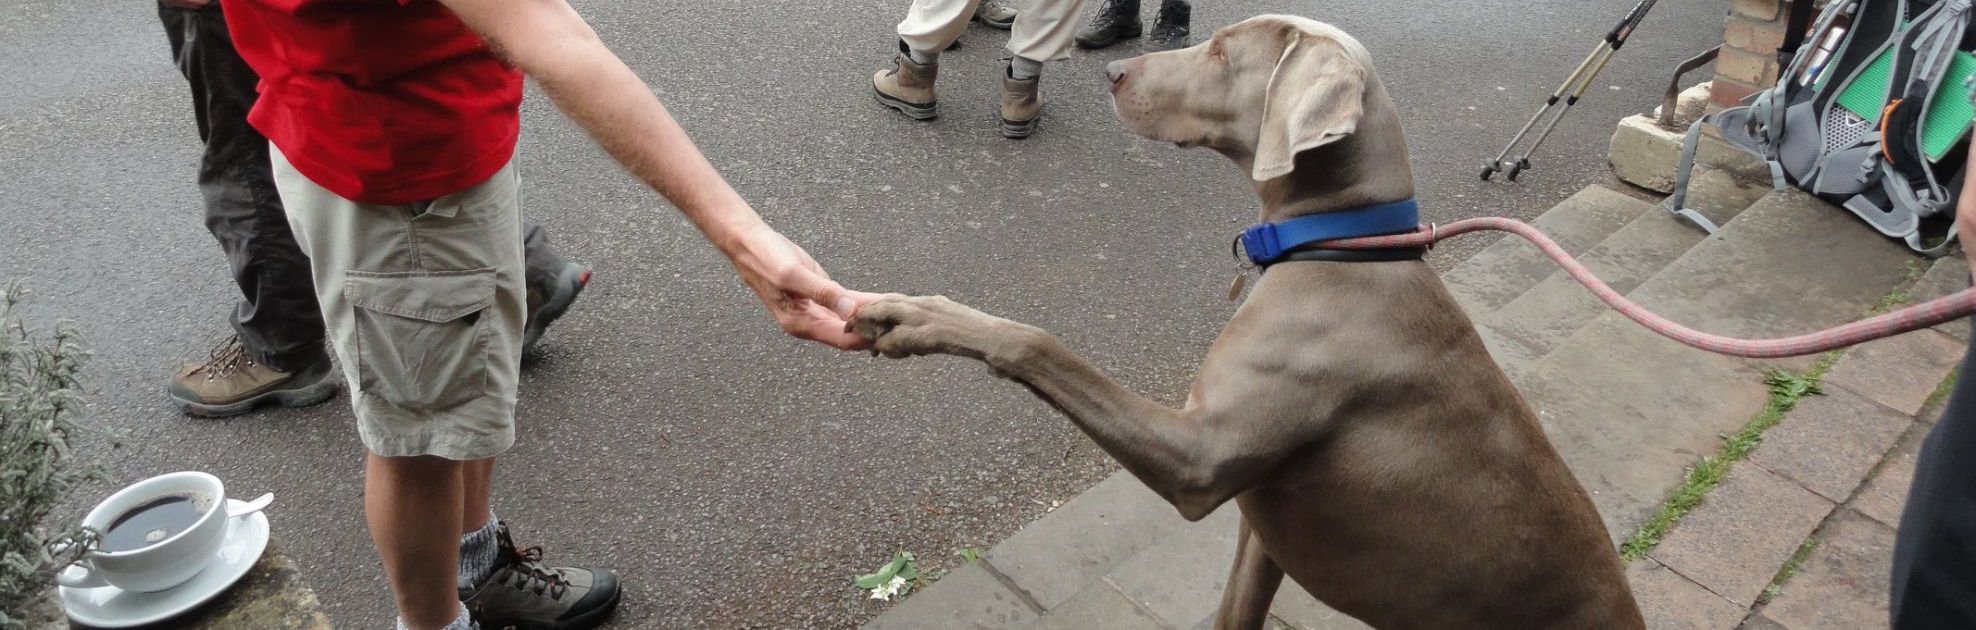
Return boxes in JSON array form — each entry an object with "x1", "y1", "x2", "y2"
[
  {"x1": 168, "y1": 336, "x2": 337, "y2": 418},
  {"x1": 1075, "y1": 0, "x2": 1142, "y2": 50},
  {"x1": 523, "y1": 261, "x2": 591, "y2": 356},
  {"x1": 1000, "y1": 68, "x2": 1043, "y2": 139},
  {"x1": 873, "y1": 43, "x2": 940, "y2": 121},
  {"x1": 1144, "y1": 0, "x2": 1191, "y2": 52},
  {"x1": 461, "y1": 523, "x2": 621, "y2": 630},
  {"x1": 975, "y1": 0, "x2": 1017, "y2": 29}
]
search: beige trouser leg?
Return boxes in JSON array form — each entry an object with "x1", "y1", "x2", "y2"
[
  {"x1": 898, "y1": 0, "x2": 1088, "y2": 62},
  {"x1": 272, "y1": 146, "x2": 526, "y2": 461}
]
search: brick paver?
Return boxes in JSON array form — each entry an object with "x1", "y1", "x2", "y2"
[
  {"x1": 1266, "y1": 585, "x2": 1374, "y2": 630},
  {"x1": 1756, "y1": 510, "x2": 1897, "y2": 630},
  {"x1": 1032, "y1": 581, "x2": 1166, "y2": 630},
  {"x1": 1823, "y1": 330, "x2": 1965, "y2": 416},
  {"x1": 860, "y1": 562, "x2": 1039, "y2": 630},
  {"x1": 1852, "y1": 425, "x2": 1924, "y2": 529},
  {"x1": 1627, "y1": 558, "x2": 1749, "y2": 630},
  {"x1": 984, "y1": 471, "x2": 1180, "y2": 610},
  {"x1": 1650, "y1": 466, "x2": 1835, "y2": 607},
  {"x1": 1908, "y1": 258, "x2": 1972, "y2": 342},
  {"x1": 1104, "y1": 507, "x2": 1242, "y2": 629},
  {"x1": 1748, "y1": 387, "x2": 1911, "y2": 502}
]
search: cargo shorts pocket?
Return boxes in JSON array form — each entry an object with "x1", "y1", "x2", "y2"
[{"x1": 345, "y1": 268, "x2": 497, "y2": 410}]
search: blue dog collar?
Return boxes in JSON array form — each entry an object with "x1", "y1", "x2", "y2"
[{"x1": 1238, "y1": 199, "x2": 1420, "y2": 266}]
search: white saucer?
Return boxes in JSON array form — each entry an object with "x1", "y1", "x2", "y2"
[{"x1": 59, "y1": 498, "x2": 271, "y2": 628}]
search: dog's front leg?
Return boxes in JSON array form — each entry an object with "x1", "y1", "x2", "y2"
[{"x1": 854, "y1": 295, "x2": 1326, "y2": 520}]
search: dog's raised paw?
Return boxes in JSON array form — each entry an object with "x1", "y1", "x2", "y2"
[{"x1": 850, "y1": 295, "x2": 997, "y2": 360}]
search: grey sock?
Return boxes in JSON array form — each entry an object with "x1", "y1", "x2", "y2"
[
  {"x1": 1010, "y1": 56, "x2": 1043, "y2": 80},
  {"x1": 907, "y1": 47, "x2": 938, "y2": 65},
  {"x1": 396, "y1": 603, "x2": 475, "y2": 630},
  {"x1": 457, "y1": 514, "x2": 500, "y2": 592}
]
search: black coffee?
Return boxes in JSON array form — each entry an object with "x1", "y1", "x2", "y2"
[{"x1": 100, "y1": 494, "x2": 204, "y2": 553}]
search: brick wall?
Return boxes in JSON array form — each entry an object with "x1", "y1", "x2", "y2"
[{"x1": 1712, "y1": 0, "x2": 1802, "y2": 107}]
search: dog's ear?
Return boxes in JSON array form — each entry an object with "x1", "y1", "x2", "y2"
[{"x1": 1251, "y1": 31, "x2": 1367, "y2": 181}]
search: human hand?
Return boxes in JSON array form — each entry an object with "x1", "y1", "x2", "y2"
[
  {"x1": 161, "y1": 0, "x2": 214, "y2": 8},
  {"x1": 726, "y1": 226, "x2": 881, "y2": 350}
]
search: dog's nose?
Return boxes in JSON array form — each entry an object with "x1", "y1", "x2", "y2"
[{"x1": 1106, "y1": 60, "x2": 1126, "y2": 84}]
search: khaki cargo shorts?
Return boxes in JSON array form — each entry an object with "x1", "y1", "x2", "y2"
[{"x1": 271, "y1": 146, "x2": 525, "y2": 460}]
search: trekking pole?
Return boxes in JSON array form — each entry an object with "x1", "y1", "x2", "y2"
[{"x1": 1481, "y1": 0, "x2": 1661, "y2": 181}]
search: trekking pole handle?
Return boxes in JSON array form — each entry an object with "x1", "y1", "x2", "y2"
[{"x1": 1607, "y1": 0, "x2": 1661, "y2": 49}]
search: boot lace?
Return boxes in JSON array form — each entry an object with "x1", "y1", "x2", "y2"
[
  {"x1": 195, "y1": 335, "x2": 254, "y2": 381},
  {"x1": 495, "y1": 528, "x2": 571, "y2": 600}
]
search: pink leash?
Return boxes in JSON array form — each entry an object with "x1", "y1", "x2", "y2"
[{"x1": 1317, "y1": 218, "x2": 1976, "y2": 358}]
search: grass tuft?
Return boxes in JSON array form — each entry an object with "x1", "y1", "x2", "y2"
[
  {"x1": 1760, "y1": 536, "x2": 1821, "y2": 602},
  {"x1": 1925, "y1": 366, "x2": 1962, "y2": 412},
  {"x1": 1619, "y1": 354, "x2": 1839, "y2": 561}
]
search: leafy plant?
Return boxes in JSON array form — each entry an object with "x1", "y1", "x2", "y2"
[
  {"x1": 0, "y1": 283, "x2": 102, "y2": 629},
  {"x1": 1764, "y1": 369, "x2": 1823, "y2": 400},
  {"x1": 954, "y1": 548, "x2": 983, "y2": 563},
  {"x1": 855, "y1": 551, "x2": 918, "y2": 601}
]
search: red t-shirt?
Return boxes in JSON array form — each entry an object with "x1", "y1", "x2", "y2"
[{"x1": 221, "y1": 0, "x2": 523, "y2": 204}]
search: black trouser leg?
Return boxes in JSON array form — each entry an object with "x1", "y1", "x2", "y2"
[
  {"x1": 161, "y1": 2, "x2": 326, "y2": 371},
  {"x1": 1890, "y1": 321, "x2": 1976, "y2": 629}
]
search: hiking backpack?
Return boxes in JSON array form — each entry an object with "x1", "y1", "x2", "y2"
[{"x1": 1664, "y1": 0, "x2": 1976, "y2": 256}]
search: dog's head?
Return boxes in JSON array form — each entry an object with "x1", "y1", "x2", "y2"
[{"x1": 1107, "y1": 15, "x2": 1377, "y2": 182}]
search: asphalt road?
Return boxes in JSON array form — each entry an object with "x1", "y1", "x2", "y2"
[{"x1": 1, "y1": 0, "x2": 1725, "y2": 627}]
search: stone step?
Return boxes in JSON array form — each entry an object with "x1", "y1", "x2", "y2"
[
  {"x1": 1615, "y1": 187, "x2": 1919, "y2": 370},
  {"x1": 1480, "y1": 206, "x2": 1707, "y2": 378},
  {"x1": 1676, "y1": 166, "x2": 1771, "y2": 230},
  {"x1": 1513, "y1": 188, "x2": 1922, "y2": 542},
  {"x1": 1472, "y1": 178, "x2": 1763, "y2": 380},
  {"x1": 1443, "y1": 185, "x2": 1651, "y2": 316}
]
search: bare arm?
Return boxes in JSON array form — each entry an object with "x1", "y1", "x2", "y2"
[
  {"x1": 439, "y1": 0, "x2": 875, "y2": 349},
  {"x1": 1961, "y1": 147, "x2": 1976, "y2": 279}
]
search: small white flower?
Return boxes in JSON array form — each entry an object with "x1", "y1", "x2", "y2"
[{"x1": 868, "y1": 575, "x2": 909, "y2": 601}]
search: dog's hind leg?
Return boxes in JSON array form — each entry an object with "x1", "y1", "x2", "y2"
[{"x1": 1212, "y1": 516, "x2": 1285, "y2": 630}]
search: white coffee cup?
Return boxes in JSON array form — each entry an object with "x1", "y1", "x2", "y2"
[{"x1": 57, "y1": 471, "x2": 235, "y2": 593}]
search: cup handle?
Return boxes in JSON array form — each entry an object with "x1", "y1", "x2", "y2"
[{"x1": 55, "y1": 561, "x2": 107, "y2": 589}]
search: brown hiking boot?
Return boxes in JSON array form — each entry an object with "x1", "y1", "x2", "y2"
[
  {"x1": 1000, "y1": 70, "x2": 1044, "y2": 139},
  {"x1": 168, "y1": 336, "x2": 337, "y2": 418},
  {"x1": 873, "y1": 46, "x2": 939, "y2": 121},
  {"x1": 462, "y1": 523, "x2": 620, "y2": 630}
]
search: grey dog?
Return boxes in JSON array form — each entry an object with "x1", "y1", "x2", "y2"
[{"x1": 853, "y1": 15, "x2": 1646, "y2": 630}]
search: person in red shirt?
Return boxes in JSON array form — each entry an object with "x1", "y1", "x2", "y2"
[
  {"x1": 218, "y1": 1, "x2": 880, "y2": 628},
  {"x1": 158, "y1": 0, "x2": 593, "y2": 421}
]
